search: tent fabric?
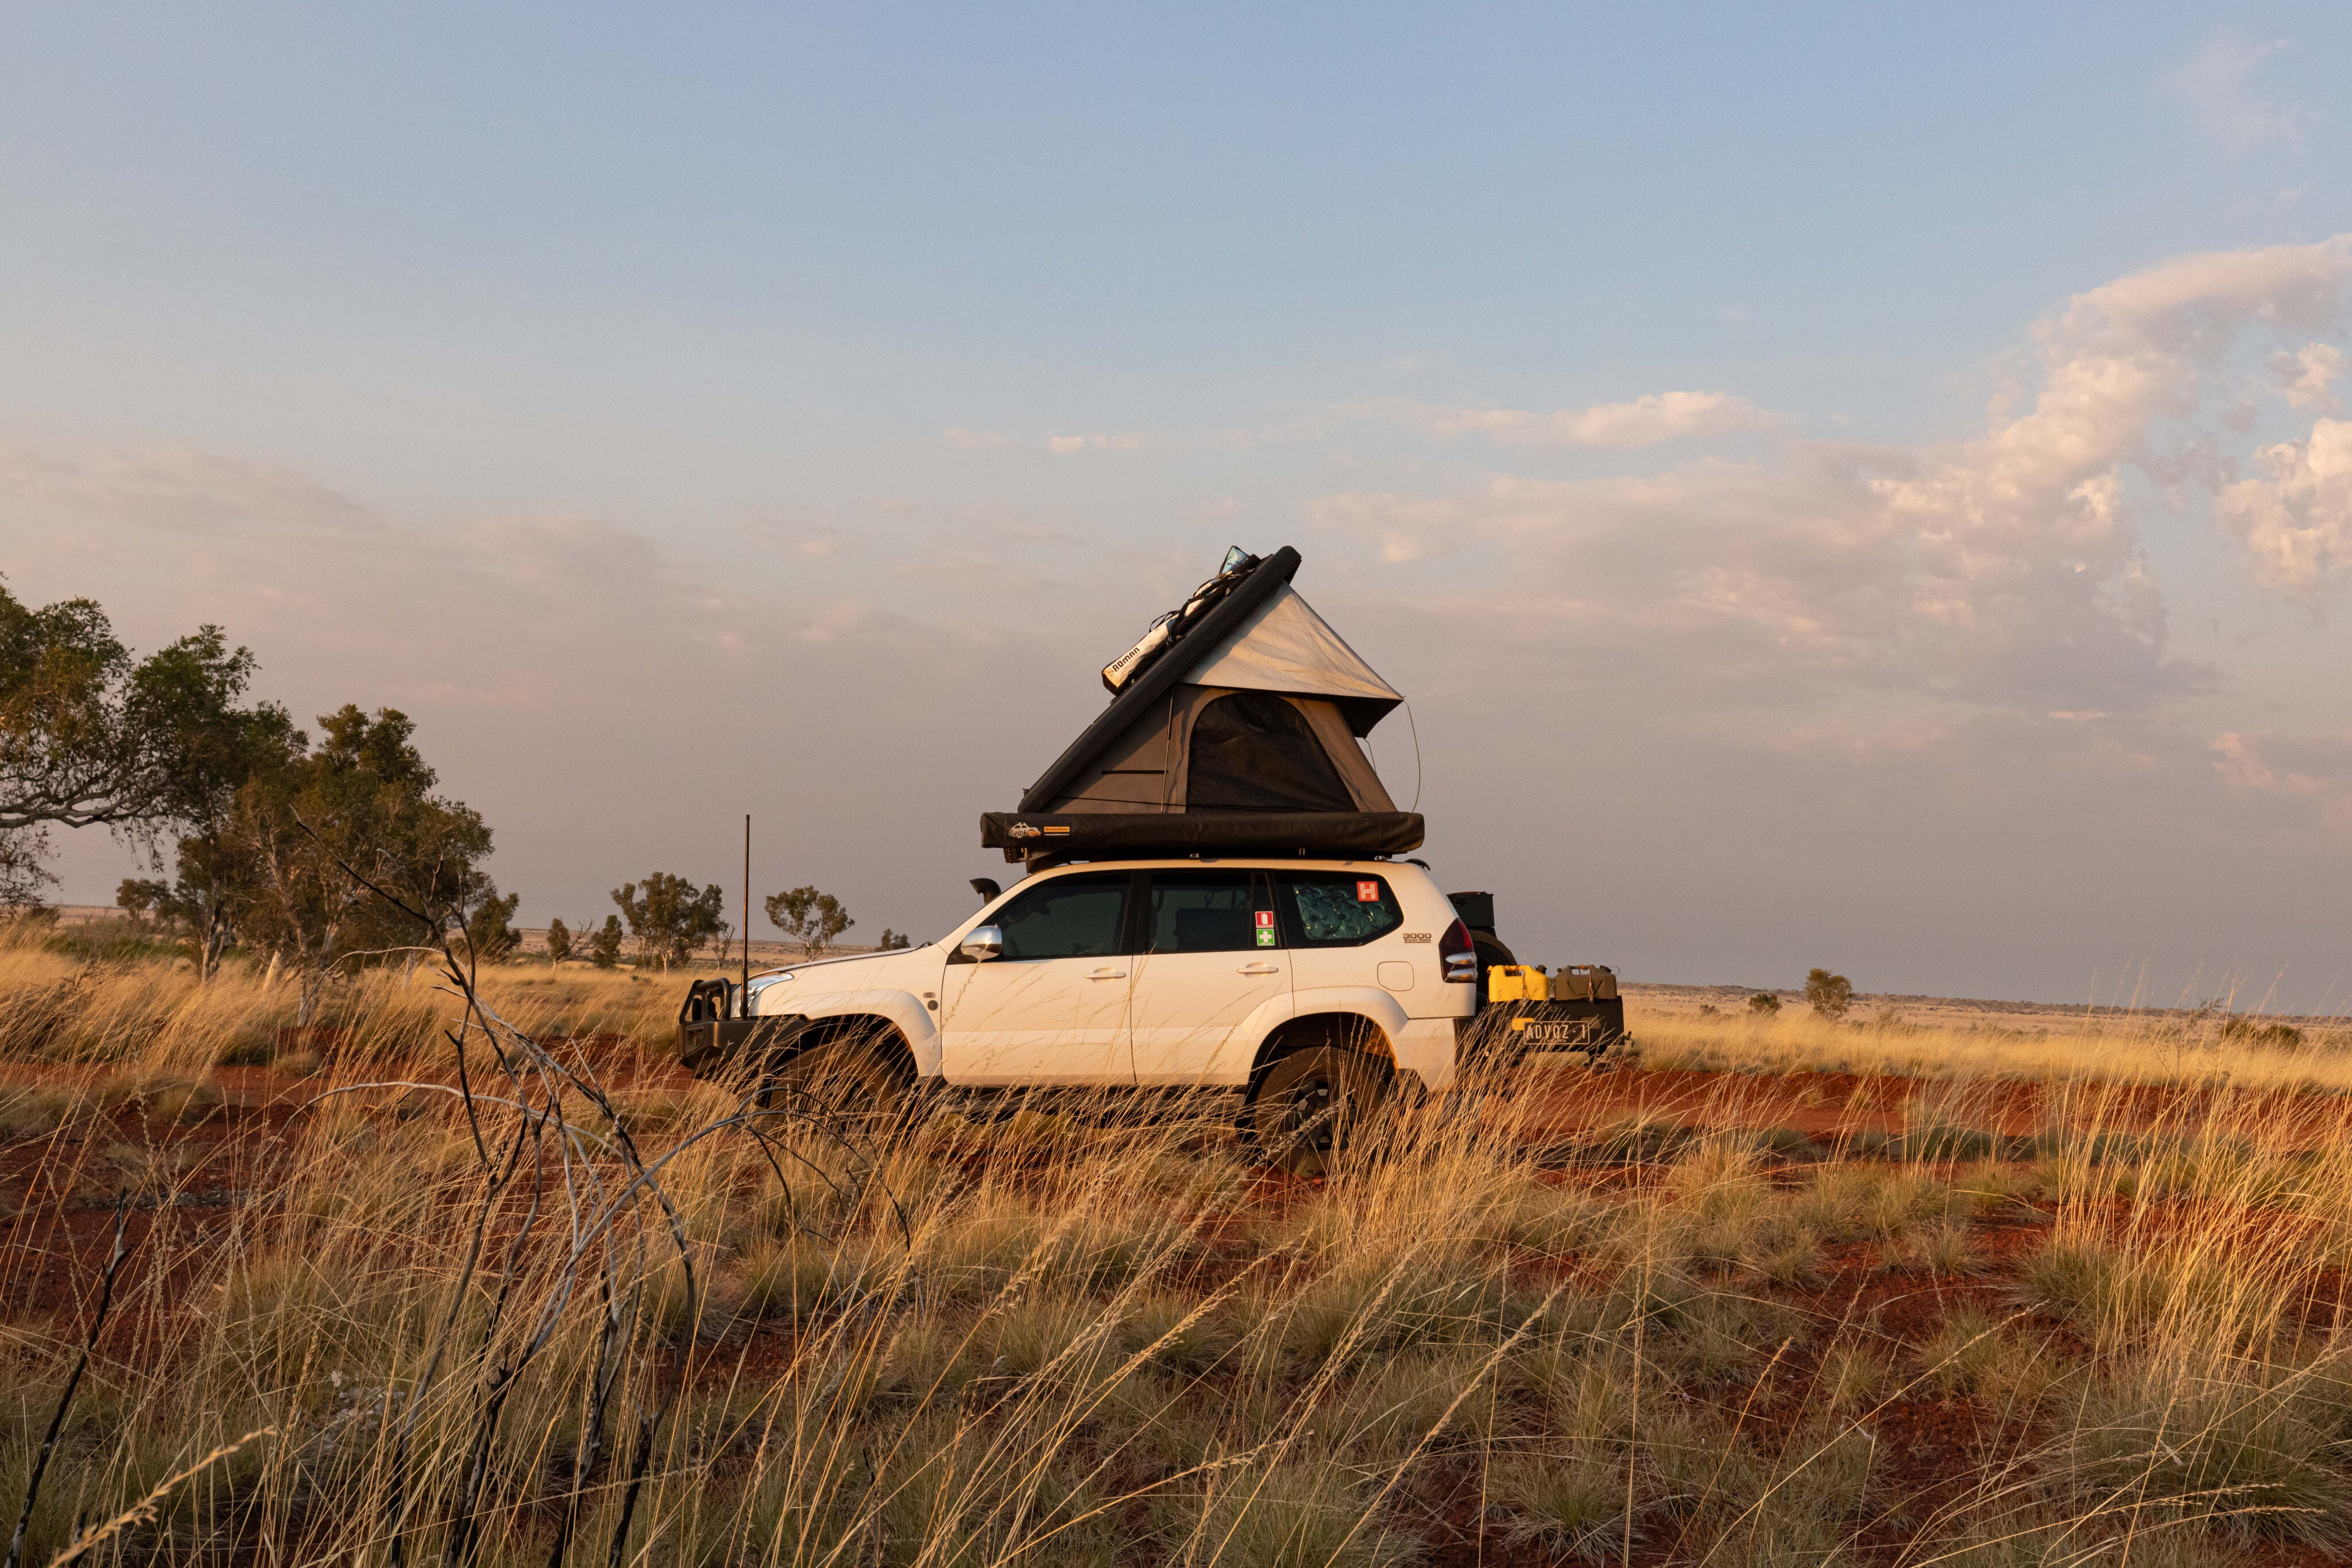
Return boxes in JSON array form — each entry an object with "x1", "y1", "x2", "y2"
[
  {"x1": 1183, "y1": 691, "x2": 1358, "y2": 812},
  {"x1": 1184, "y1": 586, "x2": 1402, "y2": 737},
  {"x1": 1293, "y1": 698, "x2": 1397, "y2": 812},
  {"x1": 1047, "y1": 697, "x2": 1178, "y2": 812},
  {"x1": 1000, "y1": 545, "x2": 1415, "y2": 861},
  {"x1": 980, "y1": 810, "x2": 1426, "y2": 857},
  {"x1": 1021, "y1": 549, "x2": 1303, "y2": 815},
  {"x1": 1042, "y1": 687, "x2": 1394, "y2": 815}
]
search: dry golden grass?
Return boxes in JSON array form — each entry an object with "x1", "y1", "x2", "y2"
[
  {"x1": 4, "y1": 923, "x2": 2352, "y2": 1564},
  {"x1": 1631, "y1": 998, "x2": 2349, "y2": 1092}
]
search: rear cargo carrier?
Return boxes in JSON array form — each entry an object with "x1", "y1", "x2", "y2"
[{"x1": 1480, "y1": 962, "x2": 1626, "y2": 1057}]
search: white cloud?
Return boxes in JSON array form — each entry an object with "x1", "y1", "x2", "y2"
[
  {"x1": 2212, "y1": 731, "x2": 2322, "y2": 796},
  {"x1": 2270, "y1": 342, "x2": 2346, "y2": 413},
  {"x1": 2160, "y1": 31, "x2": 2304, "y2": 152},
  {"x1": 949, "y1": 425, "x2": 1143, "y2": 455},
  {"x1": 0, "y1": 444, "x2": 377, "y2": 537},
  {"x1": 1044, "y1": 431, "x2": 1143, "y2": 454},
  {"x1": 1364, "y1": 390, "x2": 1787, "y2": 448},
  {"x1": 1317, "y1": 237, "x2": 2352, "y2": 722},
  {"x1": 2217, "y1": 419, "x2": 2352, "y2": 595},
  {"x1": 2209, "y1": 731, "x2": 2352, "y2": 834}
]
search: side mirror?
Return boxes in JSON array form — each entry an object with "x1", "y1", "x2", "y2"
[{"x1": 959, "y1": 925, "x2": 1004, "y2": 962}]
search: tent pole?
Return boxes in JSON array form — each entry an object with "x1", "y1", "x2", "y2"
[{"x1": 741, "y1": 814, "x2": 751, "y2": 998}]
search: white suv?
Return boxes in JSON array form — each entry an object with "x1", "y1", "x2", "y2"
[{"x1": 695, "y1": 857, "x2": 1479, "y2": 1164}]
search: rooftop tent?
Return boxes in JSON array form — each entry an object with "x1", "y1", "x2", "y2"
[{"x1": 982, "y1": 547, "x2": 1424, "y2": 862}]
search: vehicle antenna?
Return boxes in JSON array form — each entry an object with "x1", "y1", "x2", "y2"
[{"x1": 741, "y1": 814, "x2": 751, "y2": 996}]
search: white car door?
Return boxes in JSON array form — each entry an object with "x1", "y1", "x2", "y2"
[
  {"x1": 939, "y1": 870, "x2": 1136, "y2": 1086},
  {"x1": 1128, "y1": 869, "x2": 1287, "y2": 1086},
  {"x1": 1275, "y1": 869, "x2": 1410, "y2": 1021}
]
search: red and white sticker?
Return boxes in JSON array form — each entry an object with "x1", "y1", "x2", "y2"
[
  {"x1": 1356, "y1": 880, "x2": 1380, "y2": 902},
  {"x1": 1254, "y1": 910, "x2": 1275, "y2": 928}
]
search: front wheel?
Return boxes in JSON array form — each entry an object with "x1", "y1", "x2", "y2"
[
  {"x1": 1249, "y1": 1047, "x2": 1390, "y2": 1176},
  {"x1": 759, "y1": 1039, "x2": 915, "y2": 1140}
]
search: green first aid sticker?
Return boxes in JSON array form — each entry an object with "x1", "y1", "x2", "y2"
[{"x1": 1255, "y1": 928, "x2": 1276, "y2": 947}]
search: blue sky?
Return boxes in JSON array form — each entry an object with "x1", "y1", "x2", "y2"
[{"x1": 8, "y1": 5, "x2": 2352, "y2": 1008}]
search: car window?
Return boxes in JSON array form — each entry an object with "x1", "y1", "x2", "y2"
[
  {"x1": 1148, "y1": 870, "x2": 1277, "y2": 953},
  {"x1": 1279, "y1": 872, "x2": 1403, "y2": 947},
  {"x1": 992, "y1": 872, "x2": 1131, "y2": 960}
]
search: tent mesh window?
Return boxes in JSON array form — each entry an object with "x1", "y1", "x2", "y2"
[{"x1": 1184, "y1": 691, "x2": 1356, "y2": 813}]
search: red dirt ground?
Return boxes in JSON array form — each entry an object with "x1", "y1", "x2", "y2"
[{"x1": 2, "y1": 1057, "x2": 2345, "y2": 1565}]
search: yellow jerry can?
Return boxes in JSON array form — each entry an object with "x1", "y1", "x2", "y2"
[{"x1": 1486, "y1": 965, "x2": 1549, "y2": 1002}]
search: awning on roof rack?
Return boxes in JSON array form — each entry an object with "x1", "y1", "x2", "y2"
[{"x1": 981, "y1": 810, "x2": 1423, "y2": 858}]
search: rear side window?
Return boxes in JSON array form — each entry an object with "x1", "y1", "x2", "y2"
[
  {"x1": 1278, "y1": 872, "x2": 1403, "y2": 947},
  {"x1": 991, "y1": 872, "x2": 1131, "y2": 960},
  {"x1": 1147, "y1": 870, "x2": 1278, "y2": 953}
]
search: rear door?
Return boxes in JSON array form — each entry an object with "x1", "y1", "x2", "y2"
[
  {"x1": 939, "y1": 870, "x2": 1137, "y2": 1085},
  {"x1": 1128, "y1": 868, "x2": 1287, "y2": 1086},
  {"x1": 1275, "y1": 869, "x2": 1409, "y2": 1002}
]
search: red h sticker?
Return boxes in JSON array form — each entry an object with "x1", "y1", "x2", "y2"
[
  {"x1": 1254, "y1": 910, "x2": 1275, "y2": 928},
  {"x1": 1356, "y1": 880, "x2": 1379, "y2": 902}
]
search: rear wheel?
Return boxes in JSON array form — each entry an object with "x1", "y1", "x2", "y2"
[{"x1": 1250, "y1": 1046, "x2": 1390, "y2": 1175}]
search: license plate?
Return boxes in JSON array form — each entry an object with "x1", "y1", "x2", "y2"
[{"x1": 1513, "y1": 1021, "x2": 1596, "y2": 1046}]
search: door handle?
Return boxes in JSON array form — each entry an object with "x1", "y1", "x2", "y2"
[
  {"x1": 1238, "y1": 963, "x2": 1282, "y2": 975},
  {"x1": 1088, "y1": 968, "x2": 1128, "y2": 979}
]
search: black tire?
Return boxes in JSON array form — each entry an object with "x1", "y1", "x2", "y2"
[
  {"x1": 760, "y1": 1037, "x2": 914, "y2": 1140},
  {"x1": 1250, "y1": 1046, "x2": 1390, "y2": 1175}
]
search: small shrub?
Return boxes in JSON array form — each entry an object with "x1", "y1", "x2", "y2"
[
  {"x1": 1913, "y1": 1304, "x2": 2009, "y2": 1396},
  {"x1": 1804, "y1": 968, "x2": 1854, "y2": 1019},
  {"x1": 737, "y1": 1236, "x2": 900, "y2": 1323},
  {"x1": 1165, "y1": 1464, "x2": 1416, "y2": 1568},
  {"x1": 1862, "y1": 1169, "x2": 1960, "y2": 1241},
  {"x1": 2066, "y1": 1362, "x2": 2352, "y2": 1548},
  {"x1": 1491, "y1": 1452, "x2": 1635, "y2": 1561},
  {"x1": 1329, "y1": 1349, "x2": 1507, "y2": 1457},
  {"x1": 1280, "y1": 1253, "x2": 1512, "y2": 1367},
  {"x1": 0, "y1": 1086, "x2": 83, "y2": 1140},
  {"x1": 2221, "y1": 1017, "x2": 2305, "y2": 1051},
  {"x1": 1483, "y1": 1184, "x2": 1604, "y2": 1256},
  {"x1": 986, "y1": 1294, "x2": 1113, "y2": 1380},
  {"x1": 1769, "y1": 1418, "x2": 1878, "y2": 1521},
  {"x1": 1119, "y1": 1292, "x2": 1244, "y2": 1377},
  {"x1": 1639, "y1": 1406, "x2": 1769, "y2": 1523},
  {"x1": 873, "y1": 1321, "x2": 973, "y2": 1404},
  {"x1": 2016, "y1": 1235, "x2": 2163, "y2": 1334},
  {"x1": 1743, "y1": 1224, "x2": 1827, "y2": 1290},
  {"x1": 137, "y1": 1077, "x2": 223, "y2": 1125},
  {"x1": 214, "y1": 1032, "x2": 276, "y2": 1067},
  {"x1": 1816, "y1": 1339, "x2": 1894, "y2": 1412},
  {"x1": 1655, "y1": 1294, "x2": 1782, "y2": 1386},
  {"x1": 1747, "y1": 992, "x2": 1782, "y2": 1016},
  {"x1": 1886, "y1": 1221, "x2": 1984, "y2": 1277}
]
